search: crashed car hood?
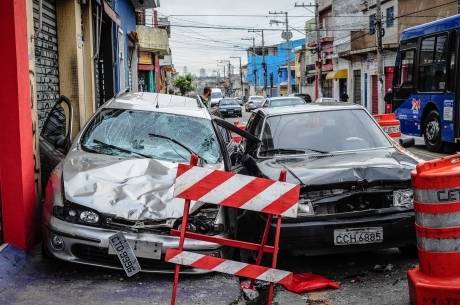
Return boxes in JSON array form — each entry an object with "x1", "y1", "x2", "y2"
[
  {"x1": 63, "y1": 150, "x2": 222, "y2": 221},
  {"x1": 255, "y1": 148, "x2": 417, "y2": 187}
]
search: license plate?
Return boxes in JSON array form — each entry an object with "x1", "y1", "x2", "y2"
[
  {"x1": 109, "y1": 237, "x2": 162, "y2": 260},
  {"x1": 334, "y1": 227, "x2": 383, "y2": 246},
  {"x1": 228, "y1": 111, "x2": 234, "y2": 114},
  {"x1": 108, "y1": 232, "x2": 141, "y2": 277}
]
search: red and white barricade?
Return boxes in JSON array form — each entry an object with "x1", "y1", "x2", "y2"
[
  {"x1": 167, "y1": 155, "x2": 300, "y2": 305},
  {"x1": 408, "y1": 154, "x2": 460, "y2": 304},
  {"x1": 374, "y1": 113, "x2": 401, "y2": 139}
]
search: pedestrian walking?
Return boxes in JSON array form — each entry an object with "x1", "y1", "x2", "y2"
[
  {"x1": 201, "y1": 87, "x2": 211, "y2": 109},
  {"x1": 341, "y1": 93, "x2": 349, "y2": 102}
]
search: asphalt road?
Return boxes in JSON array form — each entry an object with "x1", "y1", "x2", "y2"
[{"x1": 223, "y1": 106, "x2": 451, "y2": 305}]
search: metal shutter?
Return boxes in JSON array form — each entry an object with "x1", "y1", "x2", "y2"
[
  {"x1": 353, "y1": 70, "x2": 361, "y2": 104},
  {"x1": 33, "y1": 0, "x2": 60, "y2": 131}
]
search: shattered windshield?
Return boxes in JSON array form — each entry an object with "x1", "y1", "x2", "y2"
[
  {"x1": 81, "y1": 109, "x2": 221, "y2": 163},
  {"x1": 259, "y1": 109, "x2": 392, "y2": 156}
]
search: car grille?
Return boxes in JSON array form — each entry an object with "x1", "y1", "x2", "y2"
[
  {"x1": 71, "y1": 244, "x2": 185, "y2": 271},
  {"x1": 312, "y1": 192, "x2": 393, "y2": 215}
]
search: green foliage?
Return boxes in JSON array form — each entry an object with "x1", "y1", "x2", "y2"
[{"x1": 173, "y1": 74, "x2": 195, "y2": 95}]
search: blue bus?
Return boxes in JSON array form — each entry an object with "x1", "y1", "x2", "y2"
[{"x1": 392, "y1": 15, "x2": 460, "y2": 152}]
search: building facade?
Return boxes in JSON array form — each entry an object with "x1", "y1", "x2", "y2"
[{"x1": 246, "y1": 38, "x2": 305, "y2": 97}]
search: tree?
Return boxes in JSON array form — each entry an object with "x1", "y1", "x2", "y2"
[{"x1": 173, "y1": 74, "x2": 195, "y2": 95}]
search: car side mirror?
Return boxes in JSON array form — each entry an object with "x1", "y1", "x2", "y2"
[{"x1": 399, "y1": 137, "x2": 415, "y2": 148}]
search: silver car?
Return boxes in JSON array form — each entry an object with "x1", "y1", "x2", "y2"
[{"x1": 41, "y1": 92, "x2": 255, "y2": 274}]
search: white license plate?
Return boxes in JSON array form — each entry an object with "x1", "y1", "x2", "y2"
[
  {"x1": 108, "y1": 232, "x2": 142, "y2": 277},
  {"x1": 109, "y1": 237, "x2": 162, "y2": 260},
  {"x1": 334, "y1": 227, "x2": 383, "y2": 246}
]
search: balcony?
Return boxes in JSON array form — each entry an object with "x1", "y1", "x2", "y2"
[
  {"x1": 130, "y1": 0, "x2": 158, "y2": 10},
  {"x1": 136, "y1": 25, "x2": 169, "y2": 55}
]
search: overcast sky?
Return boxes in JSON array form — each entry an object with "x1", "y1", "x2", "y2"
[{"x1": 155, "y1": 0, "x2": 312, "y2": 75}]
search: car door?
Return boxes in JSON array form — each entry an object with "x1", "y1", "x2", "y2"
[{"x1": 39, "y1": 96, "x2": 73, "y2": 187}]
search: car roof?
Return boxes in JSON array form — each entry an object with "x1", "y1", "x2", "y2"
[
  {"x1": 255, "y1": 102, "x2": 363, "y2": 116},
  {"x1": 268, "y1": 96, "x2": 304, "y2": 101},
  {"x1": 102, "y1": 92, "x2": 211, "y2": 120}
]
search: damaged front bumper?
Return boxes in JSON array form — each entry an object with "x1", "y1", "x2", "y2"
[
  {"x1": 43, "y1": 216, "x2": 223, "y2": 274},
  {"x1": 279, "y1": 208, "x2": 415, "y2": 256}
]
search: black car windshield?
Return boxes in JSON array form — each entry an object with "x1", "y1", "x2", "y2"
[
  {"x1": 259, "y1": 109, "x2": 391, "y2": 156},
  {"x1": 220, "y1": 99, "x2": 239, "y2": 106},
  {"x1": 81, "y1": 109, "x2": 221, "y2": 163},
  {"x1": 270, "y1": 98, "x2": 305, "y2": 107}
]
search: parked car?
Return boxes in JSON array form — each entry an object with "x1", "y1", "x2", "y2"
[
  {"x1": 235, "y1": 103, "x2": 418, "y2": 256},
  {"x1": 315, "y1": 97, "x2": 339, "y2": 103},
  {"x1": 262, "y1": 97, "x2": 306, "y2": 108},
  {"x1": 290, "y1": 93, "x2": 312, "y2": 103},
  {"x1": 40, "y1": 92, "x2": 257, "y2": 273},
  {"x1": 210, "y1": 88, "x2": 224, "y2": 107},
  {"x1": 245, "y1": 96, "x2": 265, "y2": 111},
  {"x1": 218, "y1": 98, "x2": 242, "y2": 118}
]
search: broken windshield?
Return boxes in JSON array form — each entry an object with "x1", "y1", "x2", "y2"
[{"x1": 80, "y1": 109, "x2": 221, "y2": 163}]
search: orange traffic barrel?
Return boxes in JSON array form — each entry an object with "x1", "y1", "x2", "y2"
[
  {"x1": 374, "y1": 113, "x2": 401, "y2": 138},
  {"x1": 408, "y1": 154, "x2": 460, "y2": 304}
]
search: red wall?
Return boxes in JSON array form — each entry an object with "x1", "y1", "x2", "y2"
[{"x1": 0, "y1": 0, "x2": 38, "y2": 250}]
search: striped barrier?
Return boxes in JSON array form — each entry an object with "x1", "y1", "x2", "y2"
[
  {"x1": 166, "y1": 249, "x2": 293, "y2": 285},
  {"x1": 167, "y1": 155, "x2": 299, "y2": 305},
  {"x1": 174, "y1": 164, "x2": 300, "y2": 218},
  {"x1": 374, "y1": 113, "x2": 401, "y2": 138},
  {"x1": 408, "y1": 154, "x2": 460, "y2": 305}
]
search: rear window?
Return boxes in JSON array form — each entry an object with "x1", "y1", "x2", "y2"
[{"x1": 220, "y1": 99, "x2": 239, "y2": 106}]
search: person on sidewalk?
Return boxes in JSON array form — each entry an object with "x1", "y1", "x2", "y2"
[{"x1": 200, "y1": 87, "x2": 211, "y2": 109}]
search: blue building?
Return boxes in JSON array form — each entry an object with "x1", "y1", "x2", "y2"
[
  {"x1": 111, "y1": 0, "x2": 137, "y2": 94},
  {"x1": 246, "y1": 38, "x2": 305, "y2": 96}
]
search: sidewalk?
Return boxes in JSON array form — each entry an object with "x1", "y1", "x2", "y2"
[{"x1": 0, "y1": 245, "x2": 241, "y2": 305}]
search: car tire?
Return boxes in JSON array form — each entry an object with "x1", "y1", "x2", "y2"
[
  {"x1": 399, "y1": 245, "x2": 418, "y2": 258},
  {"x1": 423, "y1": 110, "x2": 443, "y2": 152}
]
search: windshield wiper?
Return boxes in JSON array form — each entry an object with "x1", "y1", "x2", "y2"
[
  {"x1": 148, "y1": 133, "x2": 207, "y2": 163},
  {"x1": 261, "y1": 148, "x2": 329, "y2": 155},
  {"x1": 92, "y1": 139, "x2": 150, "y2": 158}
]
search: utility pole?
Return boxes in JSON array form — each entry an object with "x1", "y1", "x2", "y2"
[
  {"x1": 269, "y1": 11, "x2": 292, "y2": 94},
  {"x1": 249, "y1": 29, "x2": 267, "y2": 94},
  {"x1": 231, "y1": 56, "x2": 243, "y2": 97},
  {"x1": 376, "y1": 0, "x2": 385, "y2": 113},
  {"x1": 242, "y1": 37, "x2": 257, "y2": 94},
  {"x1": 295, "y1": 1, "x2": 322, "y2": 98}
]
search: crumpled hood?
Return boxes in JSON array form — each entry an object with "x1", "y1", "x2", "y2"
[
  {"x1": 255, "y1": 148, "x2": 418, "y2": 187},
  {"x1": 62, "y1": 150, "x2": 221, "y2": 221}
]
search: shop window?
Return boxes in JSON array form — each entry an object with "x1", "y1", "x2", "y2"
[{"x1": 418, "y1": 34, "x2": 448, "y2": 92}]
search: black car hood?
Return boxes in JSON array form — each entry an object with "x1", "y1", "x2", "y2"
[{"x1": 254, "y1": 148, "x2": 418, "y2": 188}]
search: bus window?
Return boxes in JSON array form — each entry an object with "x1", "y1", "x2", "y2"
[
  {"x1": 398, "y1": 49, "x2": 415, "y2": 88},
  {"x1": 418, "y1": 34, "x2": 448, "y2": 92}
]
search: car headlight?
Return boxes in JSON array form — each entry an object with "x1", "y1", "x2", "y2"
[
  {"x1": 393, "y1": 189, "x2": 413, "y2": 207},
  {"x1": 298, "y1": 199, "x2": 315, "y2": 216},
  {"x1": 176, "y1": 205, "x2": 224, "y2": 235},
  {"x1": 53, "y1": 201, "x2": 101, "y2": 226}
]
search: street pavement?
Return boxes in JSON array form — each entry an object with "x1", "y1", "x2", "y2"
[{"x1": 0, "y1": 106, "x2": 454, "y2": 305}]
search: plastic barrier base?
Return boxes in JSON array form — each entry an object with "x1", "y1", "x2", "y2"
[{"x1": 408, "y1": 267, "x2": 460, "y2": 305}]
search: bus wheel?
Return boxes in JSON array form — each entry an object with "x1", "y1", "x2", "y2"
[{"x1": 424, "y1": 110, "x2": 443, "y2": 152}]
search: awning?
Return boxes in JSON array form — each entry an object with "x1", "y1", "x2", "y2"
[{"x1": 326, "y1": 69, "x2": 348, "y2": 80}]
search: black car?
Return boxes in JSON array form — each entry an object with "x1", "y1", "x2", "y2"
[
  {"x1": 218, "y1": 98, "x2": 242, "y2": 118},
  {"x1": 235, "y1": 103, "x2": 418, "y2": 255},
  {"x1": 291, "y1": 93, "x2": 312, "y2": 103}
]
